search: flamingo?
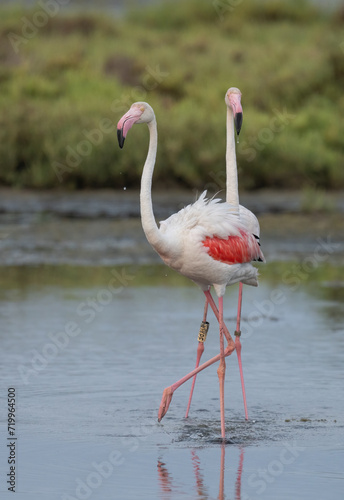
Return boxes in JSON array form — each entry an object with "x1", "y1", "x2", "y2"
[
  {"x1": 117, "y1": 102, "x2": 264, "y2": 439},
  {"x1": 185, "y1": 87, "x2": 264, "y2": 421}
]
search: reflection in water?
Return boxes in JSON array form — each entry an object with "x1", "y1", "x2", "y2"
[
  {"x1": 235, "y1": 447, "x2": 244, "y2": 500},
  {"x1": 157, "y1": 459, "x2": 173, "y2": 497},
  {"x1": 191, "y1": 449, "x2": 208, "y2": 498},
  {"x1": 157, "y1": 446, "x2": 244, "y2": 500}
]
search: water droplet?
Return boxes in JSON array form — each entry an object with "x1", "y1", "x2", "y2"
[
  {"x1": 123, "y1": 187, "x2": 126, "y2": 191},
  {"x1": 237, "y1": 136, "x2": 240, "y2": 144}
]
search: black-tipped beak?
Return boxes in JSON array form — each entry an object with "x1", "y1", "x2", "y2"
[
  {"x1": 234, "y1": 112, "x2": 243, "y2": 135},
  {"x1": 117, "y1": 128, "x2": 125, "y2": 149}
]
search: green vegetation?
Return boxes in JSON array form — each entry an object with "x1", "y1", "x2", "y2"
[
  {"x1": 1, "y1": 261, "x2": 344, "y2": 292},
  {"x1": 0, "y1": 0, "x2": 344, "y2": 190},
  {"x1": 300, "y1": 186, "x2": 336, "y2": 213}
]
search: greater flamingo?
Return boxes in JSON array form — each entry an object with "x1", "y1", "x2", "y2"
[
  {"x1": 185, "y1": 88, "x2": 264, "y2": 421},
  {"x1": 117, "y1": 102, "x2": 264, "y2": 439}
]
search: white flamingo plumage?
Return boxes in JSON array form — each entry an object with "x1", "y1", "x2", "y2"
[{"x1": 117, "y1": 101, "x2": 264, "y2": 439}]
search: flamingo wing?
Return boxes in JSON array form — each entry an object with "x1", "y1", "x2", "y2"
[
  {"x1": 159, "y1": 192, "x2": 265, "y2": 265},
  {"x1": 203, "y1": 229, "x2": 264, "y2": 265},
  {"x1": 239, "y1": 204, "x2": 261, "y2": 238}
]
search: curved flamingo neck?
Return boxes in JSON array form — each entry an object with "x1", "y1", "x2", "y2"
[
  {"x1": 226, "y1": 106, "x2": 239, "y2": 209},
  {"x1": 140, "y1": 118, "x2": 165, "y2": 253}
]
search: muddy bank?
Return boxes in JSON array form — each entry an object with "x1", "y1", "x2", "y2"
[
  {"x1": 0, "y1": 189, "x2": 343, "y2": 266},
  {"x1": 1, "y1": 188, "x2": 343, "y2": 219}
]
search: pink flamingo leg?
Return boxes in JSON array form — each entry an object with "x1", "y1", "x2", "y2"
[
  {"x1": 185, "y1": 300, "x2": 209, "y2": 419},
  {"x1": 217, "y1": 296, "x2": 226, "y2": 439},
  {"x1": 235, "y1": 283, "x2": 248, "y2": 420},
  {"x1": 159, "y1": 290, "x2": 235, "y2": 423},
  {"x1": 185, "y1": 289, "x2": 236, "y2": 419},
  {"x1": 158, "y1": 340, "x2": 235, "y2": 422},
  {"x1": 204, "y1": 290, "x2": 234, "y2": 345}
]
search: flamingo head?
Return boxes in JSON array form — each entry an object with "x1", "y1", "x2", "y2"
[
  {"x1": 117, "y1": 102, "x2": 155, "y2": 148},
  {"x1": 225, "y1": 87, "x2": 243, "y2": 135}
]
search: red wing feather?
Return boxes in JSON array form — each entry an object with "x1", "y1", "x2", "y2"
[{"x1": 203, "y1": 230, "x2": 261, "y2": 264}]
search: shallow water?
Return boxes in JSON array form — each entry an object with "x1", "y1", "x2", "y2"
[
  {"x1": 0, "y1": 190, "x2": 344, "y2": 499},
  {"x1": 0, "y1": 272, "x2": 344, "y2": 499}
]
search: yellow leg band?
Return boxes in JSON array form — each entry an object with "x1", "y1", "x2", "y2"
[{"x1": 198, "y1": 321, "x2": 209, "y2": 343}]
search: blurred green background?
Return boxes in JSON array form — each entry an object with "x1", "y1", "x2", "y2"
[{"x1": 0, "y1": 0, "x2": 343, "y2": 193}]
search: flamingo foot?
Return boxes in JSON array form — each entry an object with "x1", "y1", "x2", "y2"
[{"x1": 158, "y1": 386, "x2": 174, "y2": 422}]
